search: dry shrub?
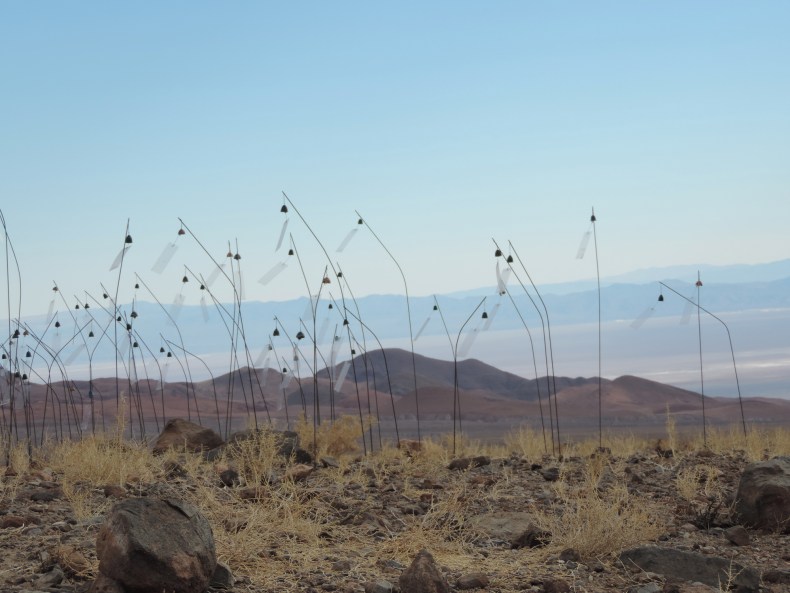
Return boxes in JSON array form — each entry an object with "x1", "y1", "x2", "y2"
[
  {"x1": 675, "y1": 464, "x2": 722, "y2": 503},
  {"x1": 534, "y1": 473, "x2": 662, "y2": 560},
  {"x1": 504, "y1": 426, "x2": 546, "y2": 460},
  {"x1": 294, "y1": 414, "x2": 369, "y2": 458},
  {"x1": 225, "y1": 429, "x2": 279, "y2": 486},
  {"x1": 44, "y1": 434, "x2": 158, "y2": 519}
]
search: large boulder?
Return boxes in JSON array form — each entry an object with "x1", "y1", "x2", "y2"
[
  {"x1": 619, "y1": 546, "x2": 759, "y2": 593},
  {"x1": 735, "y1": 456, "x2": 790, "y2": 532},
  {"x1": 93, "y1": 497, "x2": 216, "y2": 593},
  {"x1": 399, "y1": 549, "x2": 450, "y2": 593},
  {"x1": 152, "y1": 418, "x2": 224, "y2": 454}
]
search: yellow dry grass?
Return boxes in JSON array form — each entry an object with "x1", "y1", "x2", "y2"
[{"x1": 3, "y1": 419, "x2": 783, "y2": 592}]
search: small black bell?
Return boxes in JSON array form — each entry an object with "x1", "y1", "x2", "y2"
[
  {"x1": 182, "y1": 276, "x2": 189, "y2": 283},
  {"x1": 273, "y1": 328, "x2": 280, "y2": 337},
  {"x1": 506, "y1": 255, "x2": 514, "y2": 263},
  {"x1": 351, "y1": 349, "x2": 356, "y2": 355},
  {"x1": 280, "y1": 204, "x2": 288, "y2": 213},
  {"x1": 75, "y1": 304, "x2": 80, "y2": 309},
  {"x1": 482, "y1": 311, "x2": 489, "y2": 319},
  {"x1": 495, "y1": 249, "x2": 502, "y2": 257},
  {"x1": 178, "y1": 228, "x2": 186, "y2": 236},
  {"x1": 357, "y1": 218, "x2": 363, "y2": 225},
  {"x1": 21, "y1": 373, "x2": 27, "y2": 381},
  {"x1": 167, "y1": 352, "x2": 172, "y2": 358},
  {"x1": 200, "y1": 284, "x2": 205, "y2": 290},
  {"x1": 88, "y1": 331, "x2": 95, "y2": 338},
  {"x1": 1, "y1": 354, "x2": 6, "y2": 360},
  {"x1": 433, "y1": 304, "x2": 438, "y2": 310},
  {"x1": 55, "y1": 321, "x2": 61, "y2": 328},
  {"x1": 233, "y1": 253, "x2": 241, "y2": 260},
  {"x1": 103, "y1": 293, "x2": 109, "y2": 299},
  {"x1": 84, "y1": 303, "x2": 89, "y2": 309},
  {"x1": 13, "y1": 329, "x2": 20, "y2": 338},
  {"x1": 134, "y1": 283, "x2": 140, "y2": 289},
  {"x1": 658, "y1": 294, "x2": 664, "y2": 302},
  {"x1": 125, "y1": 234, "x2": 133, "y2": 244},
  {"x1": 130, "y1": 311, "x2": 138, "y2": 318},
  {"x1": 116, "y1": 315, "x2": 122, "y2": 322},
  {"x1": 328, "y1": 303, "x2": 333, "y2": 309},
  {"x1": 52, "y1": 285, "x2": 58, "y2": 292},
  {"x1": 288, "y1": 248, "x2": 294, "y2": 256},
  {"x1": 343, "y1": 319, "x2": 349, "y2": 326},
  {"x1": 25, "y1": 350, "x2": 31, "y2": 358},
  {"x1": 133, "y1": 341, "x2": 139, "y2": 348},
  {"x1": 160, "y1": 347, "x2": 165, "y2": 353},
  {"x1": 126, "y1": 323, "x2": 132, "y2": 331},
  {"x1": 296, "y1": 331, "x2": 305, "y2": 340},
  {"x1": 322, "y1": 276, "x2": 331, "y2": 284},
  {"x1": 337, "y1": 271, "x2": 343, "y2": 278}
]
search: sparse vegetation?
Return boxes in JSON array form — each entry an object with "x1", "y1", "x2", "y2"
[{"x1": 1, "y1": 420, "x2": 788, "y2": 592}]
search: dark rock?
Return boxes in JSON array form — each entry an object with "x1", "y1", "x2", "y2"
[
  {"x1": 95, "y1": 497, "x2": 216, "y2": 593},
  {"x1": 321, "y1": 456, "x2": 341, "y2": 468},
  {"x1": 456, "y1": 573, "x2": 489, "y2": 589},
  {"x1": 543, "y1": 578, "x2": 571, "y2": 593},
  {"x1": 724, "y1": 525, "x2": 750, "y2": 546},
  {"x1": 103, "y1": 485, "x2": 126, "y2": 499},
  {"x1": 294, "y1": 447, "x2": 314, "y2": 465},
  {"x1": 540, "y1": 467, "x2": 560, "y2": 482},
  {"x1": 152, "y1": 418, "x2": 224, "y2": 454},
  {"x1": 209, "y1": 561, "x2": 234, "y2": 589},
  {"x1": 90, "y1": 573, "x2": 126, "y2": 593},
  {"x1": 219, "y1": 468, "x2": 241, "y2": 487},
  {"x1": 628, "y1": 584, "x2": 661, "y2": 593},
  {"x1": 735, "y1": 456, "x2": 790, "y2": 532},
  {"x1": 763, "y1": 569, "x2": 790, "y2": 584},
  {"x1": 559, "y1": 548, "x2": 581, "y2": 562},
  {"x1": 33, "y1": 565, "x2": 64, "y2": 589},
  {"x1": 619, "y1": 546, "x2": 759, "y2": 592},
  {"x1": 510, "y1": 523, "x2": 549, "y2": 549},
  {"x1": 30, "y1": 488, "x2": 61, "y2": 502},
  {"x1": 0, "y1": 515, "x2": 28, "y2": 528},
  {"x1": 662, "y1": 581, "x2": 718, "y2": 593},
  {"x1": 448, "y1": 456, "x2": 491, "y2": 471},
  {"x1": 399, "y1": 549, "x2": 450, "y2": 593}
]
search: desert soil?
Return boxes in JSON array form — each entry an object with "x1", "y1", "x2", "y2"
[{"x1": 1, "y1": 439, "x2": 789, "y2": 593}]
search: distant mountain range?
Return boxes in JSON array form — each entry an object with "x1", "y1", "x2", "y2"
[
  {"x1": 4, "y1": 259, "x2": 789, "y2": 402},
  {"x1": 6, "y1": 348, "x2": 789, "y2": 443}
]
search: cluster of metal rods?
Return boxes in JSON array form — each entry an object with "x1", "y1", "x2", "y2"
[{"x1": 1, "y1": 202, "x2": 747, "y2": 464}]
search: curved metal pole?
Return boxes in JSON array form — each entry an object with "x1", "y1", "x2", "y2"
[
  {"x1": 356, "y1": 210, "x2": 421, "y2": 443},
  {"x1": 453, "y1": 297, "x2": 486, "y2": 456},
  {"x1": 658, "y1": 280, "x2": 746, "y2": 439}
]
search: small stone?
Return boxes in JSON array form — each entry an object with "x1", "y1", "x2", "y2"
[
  {"x1": 332, "y1": 560, "x2": 352, "y2": 572},
  {"x1": 559, "y1": 548, "x2": 581, "y2": 562},
  {"x1": 763, "y1": 569, "x2": 790, "y2": 584},
  {"x1": 321, "y1": 456, "x2": 341, "y2": 468},
  {"x1": 399, "y1": 549, "x2": 449, "y2": 593},
  {"x1": 457, "y1": 572, "x2": 489, "y2": 589},
  {"x1": 0, "y1": 515, "x2": 28, "y2": 529},
  {"x1": 364, "y1": 580, "x2": 394, "y2": 593},
  {"x1": 103, "y1": 485, "x2": 126, "y2": 498},
  {"x1": 543, "y1": 578, "x2": 571, "y2": 593},
  {"x1": 540, "y1": 468, "x2": 560, "y2": 482},
  {"x1": 285, "y1": 464, "x2": 314, "y2": 482},
  {"x1": 33, "y1": 566, "x2": 64, "y2": 589},
  {"x1": 219, "y1": 468, "x2": 241, "y2": 487},
  {"x1": 724, "y1": 525, "x2": 751, "y2": 546}
]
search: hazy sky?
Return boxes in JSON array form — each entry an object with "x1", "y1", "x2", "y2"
[{"x1": 2, "y1": 2, "x2": 789, "y2": 318}]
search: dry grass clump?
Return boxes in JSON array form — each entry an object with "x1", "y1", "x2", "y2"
[
  {"x1": 533, "y1": 460, "x2": 664, "y2": 560},
  {"x1": 295, "y1": 414, "x2": 372, "y2": 458},
  {"x1": 693, "y1": 425, "x2": 790, "y2": 461}
]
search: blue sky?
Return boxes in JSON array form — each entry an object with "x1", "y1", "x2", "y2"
[{"x1": 2, "y1": 2, "x2": 789, "y2": 317}]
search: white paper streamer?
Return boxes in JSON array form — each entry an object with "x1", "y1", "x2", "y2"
[
  {"x1": 109, "y1": 245, "x2": 131, "y2": 271},
  {"x1": 336, "y1": 227, "x2": 359, "y2": 252},
  {"x1": 576, "y1": 230, "x2": 591, "y2": 259},
  {"x1": 275, "y1": 218, "x2": 289, "y2": 251},
  {"x1": 630, "y1": 306, "x2": 655, "y2": 329},
  {"x1": 334, "y1": 360, "x2": 351, "y2": 393},
  {"x1": 151, "y1": 242, "x2": 178, "y2": 274},
  {"x1": 200, "y1": 295, "x2": 210, "y2": 322},
  {"x1": 680, "y1": 300, "x2": 694, "y2": 325},
  {"x1": 259, "y1": 262, "x2": 287, "y2": 285},
  {"x1": 414, "y1": 315, "x2": 431, "y2": 341}
]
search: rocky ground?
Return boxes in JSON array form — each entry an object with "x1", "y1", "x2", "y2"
[{"x1": 1, "y1": 428, "x2": 789, "y2": 593}]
